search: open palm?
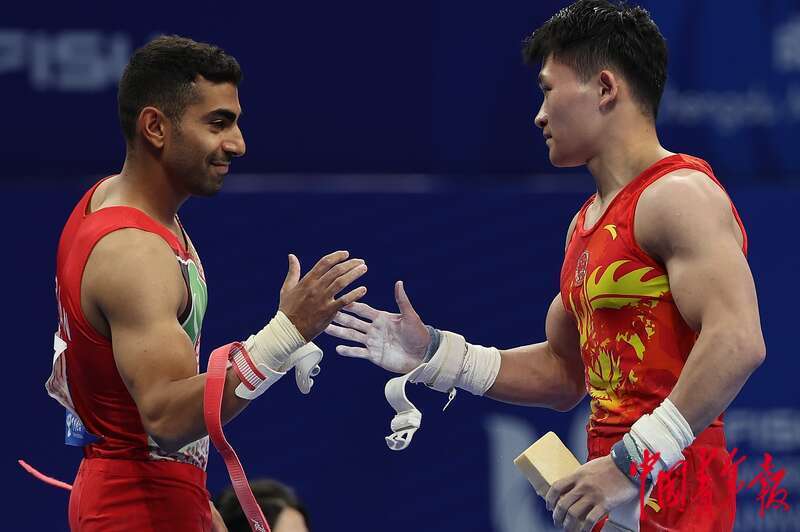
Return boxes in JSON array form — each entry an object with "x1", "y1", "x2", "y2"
[{"x1": 325, "y1": 281, "x2": 431, "y2": 374}]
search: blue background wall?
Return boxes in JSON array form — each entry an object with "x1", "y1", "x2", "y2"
[{"x1": 4, "y1": 1, "x2": 800, "y2": 531}]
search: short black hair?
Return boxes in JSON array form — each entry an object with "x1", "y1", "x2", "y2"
[
  {"x1": 214, "y1": 479, "x2": 310, "y2": 532},
  {"x1": 117, "y1": 35, "x2": 242, "y2": 143},
  {"x1": 523, "y1": 0, "x2": 667, "y2": 119}
]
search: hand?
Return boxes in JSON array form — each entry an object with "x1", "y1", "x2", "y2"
[
  {"x1": 545, "y1": 455, "x2": 639, "y2": 531},
  {"x1": 325, "y1": 280, "x2": 431, "y2": 374},
  {"x1": 209, "y1": 500, "x2": 228, "y2": 532},
  {"x1": 279, "y1": 250, "x2": 368, "y2": 341}
]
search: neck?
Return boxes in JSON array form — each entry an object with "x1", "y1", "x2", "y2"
[
  {"x1": 585, "y1": 121, "x2": 673, "y2": 202},
  {"x1": 115, "y1": 151, "x2": 189, "y2": 227}
]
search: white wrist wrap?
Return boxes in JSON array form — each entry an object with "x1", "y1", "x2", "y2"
[
  {"x1": 231, "y1": 311, "x2": 323, "y2": 400},
  {"x1": 629, "y1": 398, "x2": 695, "y2": 481},
  {"x1": 383, "y1": 330, "x2": 501, "y2": 450},
  {"x1": 245, "y1": 311, "x2": 306, "y2": 371},
  {"x1": 409, "y1": 331, "x2": 501, "y2": 395}
]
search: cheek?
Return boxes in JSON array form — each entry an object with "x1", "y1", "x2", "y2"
[{"x1": 172, "y1": 136, "x2": 208, "y2": 166}]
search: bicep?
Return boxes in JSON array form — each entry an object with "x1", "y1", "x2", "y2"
[
  {"x1": 88, "y1": 230, "x2": 198, "y2": 414},
  {"x1": 490, "y1": 293, "x2": 584, "y2": 408},
  {"x1": 545, "y1": 293, "x2": 583, "y2": 373},
  {"x1": 637, "y1": 172, "x2": 761, "y2": 335},
  {"x1": 665, "y1": 236, "x2": 759, "y2": 334}
]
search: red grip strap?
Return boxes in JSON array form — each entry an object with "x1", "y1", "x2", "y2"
[
  {"x1": 18, "y1": 459, "x2": 73, "y2": 490},
  {"x1": 204, "y1": 342, "x2": 271, "y2": 532}
]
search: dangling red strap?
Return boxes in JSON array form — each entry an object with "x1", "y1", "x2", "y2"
[
  {"x1": 204, "y1": 342, "x2": 271, "y2": 532},
  {"x1": 18, "y1": 459, "x2": 73, "y2": 491}
]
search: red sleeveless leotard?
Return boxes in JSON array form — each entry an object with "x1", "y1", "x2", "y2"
[
  {"x1": 50, "y1": 178, "x2": 212, "y2": 531},
  {"x1": 560, "y1": 154, "x2": 745, "y2": 531}
]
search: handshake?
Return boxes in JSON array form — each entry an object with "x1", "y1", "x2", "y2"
[
  {"x1": 237, "y1": 250, "x2": 501, "y2": 450},
  {"x1": 278, "y1": 249, "x2": 433, "y2": 375}
]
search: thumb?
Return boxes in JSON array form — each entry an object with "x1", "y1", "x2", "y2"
[
  {"x1": 395, "y1": 280, "x2": 419, "y2": 318},
  {"x1": 282, "y1": 254, "x2": 301, "y2": 292}
]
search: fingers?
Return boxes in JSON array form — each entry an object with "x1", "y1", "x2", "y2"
[
  {"x1": 281, "y1": 254, "x2": 301, "y2": 293},
  {"x1": 333, "y1": 311, "x2": 371, "y2": 334},
  {"x1": 394, "y1": 280, "x2": 419, "y2": 318},
  {"x1": 318, "y1": 258, "x2": 365, "y2": 288},
  {"x1": 553, "y1": 487, "x2": 581, "y2": 529},
  {"x1": 327, "y1": 262, "x2": 368, "y2": 296},
  {"x1": 343, "y1": 301, "x2": 381, "y2": 320},
  {"x1": 335, "y1": 345, "x2": 371, "y2": 359},
  {"x1": 581, "y1": 507, "x2": 607, "y2": 532},
  {"x1": 335, "y1": 285, "x2": 368, "y2": 309},
  {"x1": 305, "y1": 250, "x2": 350, "y2": 280},
  {"x1": 325, "y1": 323, "x2": 368, "y2": 345},
  {"x1": 546, "y1": 478, "x2": 569, "y2": 512},
  {"x1": 563, "y1": 500, "x2": 592, "y2": 532}
]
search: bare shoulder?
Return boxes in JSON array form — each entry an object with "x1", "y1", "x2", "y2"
[
  {"x1": 635, "y1": 169, "x2": 743, "y2": 261},
  {"x1": 564, "y1": 210, "x2": 580, "y2": 251},
  {"x1": 83, "y1": 228, "x2": 185, "y2": 326}
]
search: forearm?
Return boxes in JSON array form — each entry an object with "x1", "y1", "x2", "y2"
[
  {"x1": 668, "y1": 326, "x2": 765, "y2": 435},
  {"x1": 487, "y1": 341, "x2": 585, "y2": 411},
  {"x1": 144, "y1": 367, "x2": 250, "y2": 453}
]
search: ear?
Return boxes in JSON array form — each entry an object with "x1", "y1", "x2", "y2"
[
  {"x1": 597, "y1": 70, "x2": 619, "y2": 112},
  {"x1": 137, "y1": 106, "x2": 168, "y2": 150}
]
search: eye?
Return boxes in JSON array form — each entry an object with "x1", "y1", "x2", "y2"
[{"x1": 210, "y1": 120, "x2": 226, "y2": 130}]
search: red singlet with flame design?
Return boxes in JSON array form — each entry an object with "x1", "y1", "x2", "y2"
[{"x1": 561, "y1": 154, "x2": 745, "y2": 531}]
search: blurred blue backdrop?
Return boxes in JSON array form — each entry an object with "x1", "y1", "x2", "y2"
[{"x1": 4, "y1": 1, "x2": 799, "y2": 531}]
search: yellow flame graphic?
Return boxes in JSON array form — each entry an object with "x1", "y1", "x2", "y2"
[
  {"x1": 585, "y1": 260, "x2": 669, "y2": 311},
  {"x1": 587, "y1": 349, "x2": 623, "y2": 408}
]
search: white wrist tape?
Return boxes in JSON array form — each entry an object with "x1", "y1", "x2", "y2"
[
  {"x1": 245, "y1": 310, "x2": 306, "y2": 371},
  {"x1": 383, "y1": 330, "x2": 501, "y2": 450},
  {"x1": 231, "y1": 311, "x2": 321, "y2": 400},
  {"x1": 628, "y1": 398, "x2": 695, "y2": 481}
]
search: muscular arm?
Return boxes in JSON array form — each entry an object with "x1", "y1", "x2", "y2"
[
  {"x1": 84, "y1": 229, "x2": 249, "y2": 453},
  {"x1": 636, "y1": 170, "x2": 766, "y2": 434},
  {"x1": 486, "y1": 211, "x2": 585, "y2": 411},
  {"x1": 487, "y1": 293, "x2": 585, "y2": 411}
]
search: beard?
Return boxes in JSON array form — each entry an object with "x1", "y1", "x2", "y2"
[{"x1": 166, "y1": 130, "x2": 225, "y2": 197}]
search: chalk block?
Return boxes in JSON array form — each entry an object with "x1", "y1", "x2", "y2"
[{"x1": 513, "y1": 431, "x2": 581, "y2": 497}]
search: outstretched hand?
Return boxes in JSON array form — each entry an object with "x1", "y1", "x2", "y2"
[
  {"x1": 325, "y1": 281, "x2": 432, "y2": 373},
  {"x1": 278, "y1": 250, "x2": 368, "y2": 341}
]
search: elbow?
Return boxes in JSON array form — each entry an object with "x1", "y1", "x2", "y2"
[
  {"x1": 734, "y1": 326, "x2": 766, "y2": 371},
  {"x1": 724, "y1": 327, "x2": 766, "y2": 373},
  {"x1": 746, "y1": 336, "x2": 766, "y2": 370},
  {"x1": 552, "y1": 384, "x2": 586, "y2": 412},
  {"x1": 142, "y1": 416, "x2": 184, "y2": 454}
]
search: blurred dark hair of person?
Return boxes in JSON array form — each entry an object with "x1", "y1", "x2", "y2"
[{"x1": 214, "y1": 479, "x2": 310, "y2": 532}]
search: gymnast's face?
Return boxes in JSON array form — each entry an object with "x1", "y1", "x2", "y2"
[
  {"x1": 534, "y1": 56, "x2": 606, "y2": 168},
  {"x1": 164, "y1": 76, "x2": 246, "y2": 197}
]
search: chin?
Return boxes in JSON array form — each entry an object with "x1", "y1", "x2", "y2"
[
  {"x1": 548, "y1": 148, "x2": 586, "y2": 168},
  {"x1": 191, "y1": 179, "x2": 223, "y2": 197},
  {"x1": 549, "y1": 155, "x2": 583, "y2": 168}
]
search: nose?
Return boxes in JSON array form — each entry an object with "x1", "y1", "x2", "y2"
[
  {"x1": 534, "y1": 103, "x2": 547, "y2": 130},
  {"x1": 222, "y1": 125, "x2": 246, "y2": 158}
]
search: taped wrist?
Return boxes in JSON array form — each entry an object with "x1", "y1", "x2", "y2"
[
  {"x1": 383, "y1": 330, "x2": 502, "y2": 450},
  {"x1": 230, "y1": 311, "x2": 307, "y2": 400},
  {"x1": 411, "y1": 331, "x2": 501, "y2": 396},
  {"x1": 627, "y1": 398, "x2": 695, "y2": 483}
]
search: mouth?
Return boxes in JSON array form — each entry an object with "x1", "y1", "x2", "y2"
[{"x1": 210, "y1": 162, "x2": 230, "y2": 175}]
